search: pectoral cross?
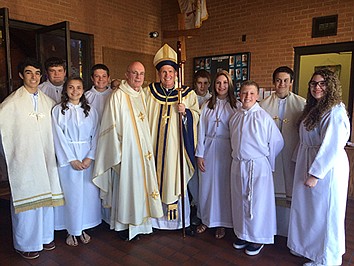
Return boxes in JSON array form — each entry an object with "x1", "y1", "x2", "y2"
[
  {"x1": 138, "y1": 112, "x2": 145, "y2": 121},
  {"x1": 215, "y1": 117, "x2": 221, "y2": 127},
  {"x1": 162, "y1": 113, "x2": 170, "y2": 124}
]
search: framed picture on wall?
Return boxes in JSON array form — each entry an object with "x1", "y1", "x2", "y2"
[
  {"x1": 205, "y1": 58, "x2": 211, "y2": 69},
  {"x1": 229, "y1": 69, "x2": 235, "y2": 80},
  {"x1": 194, "y1": 52, "x2": 251, "y2": 97},
  {"x1": 314, "y1": 64, "x2": 341, "y2": 79}
]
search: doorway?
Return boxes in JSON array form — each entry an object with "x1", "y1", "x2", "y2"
[
  {"x1": 0, "y1": 7, "x2": 93, "y2": 102},
  {"x1": 293, "y1": 41, "x2": 354, "y2": 140},
  {"x1": 0, "y1": 7, "x2": 94, "y2": 196}
]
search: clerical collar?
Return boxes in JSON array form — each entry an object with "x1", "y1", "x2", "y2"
[
  {"x1": 277, "y1": 93, "x2": 289, "y2": 99},
  {"x1": 162, "y1": 85, "x2": 175, "y2": 92}
]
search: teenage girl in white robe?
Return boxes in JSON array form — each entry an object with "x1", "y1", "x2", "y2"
[
  {"x1": 288, "y1": 69, "x2": 350, "y2": 266},
  {"x1": 52, "y1": 77, "x2": 101, "y2": 246},
  {"x1": 195, "y1": 70, "x2": 240, "y2": 239}
]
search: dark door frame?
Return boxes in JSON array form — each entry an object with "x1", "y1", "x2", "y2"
[
  {"x1": 2, "y1": 14, "x2": 93, "y2": 93},
  {"x1": 293, "y1": 41, "x2": 354, "y2": 126},
  {"x1": 0, "y1": 8, "x2": 12, "y2": 95},
  {"x1": 36, "y1": 21, "x2": 72, "y2": 77}
]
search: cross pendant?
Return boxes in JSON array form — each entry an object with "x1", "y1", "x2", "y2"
[{"x1": 215, "y1": 117, "x2": 220, "y2": 127}]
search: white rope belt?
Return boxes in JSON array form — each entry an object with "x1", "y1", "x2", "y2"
[{"x1": 68, "y1": 140, "x2": 90, "y2": 144}]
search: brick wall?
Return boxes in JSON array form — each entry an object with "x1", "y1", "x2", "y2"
[
  {"x1": 161, "y1": 0, "x2": 354, "y2": 88},
  {"x1": 1, "y1": 0, "x2": 354, "y2": 87},
  {"x1": 0, "y1": 0, "x2": 162, "y2": 67}
]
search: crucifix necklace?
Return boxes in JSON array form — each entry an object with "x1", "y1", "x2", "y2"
[{"x1": 215, "y1": 98, "x2": 227, "y2": 127}]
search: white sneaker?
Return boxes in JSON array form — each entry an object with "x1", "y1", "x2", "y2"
[{"x1": 244, "y1": 243, "x2": 264, "y2": 256}]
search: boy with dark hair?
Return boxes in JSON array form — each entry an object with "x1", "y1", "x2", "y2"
[
  {"x1": 193, "y1": 69, "x2": 211, "y2": 108},
  {"x1": 260, "y1": 66, "x2": 306, "y2": 237},
  {"x1": 85, "y1": 64, "x2": 112, "y2": 120},
  {"x1": 0, "y1": 58, "x2": 64, "y2": 259},
  {"x1": 38, "y1": 57, "x2": 66, "y2": 103}
]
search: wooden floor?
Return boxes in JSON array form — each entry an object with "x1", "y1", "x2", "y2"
[{"x1": 1, "y1": 198, "x2": 354, "y2": 266}]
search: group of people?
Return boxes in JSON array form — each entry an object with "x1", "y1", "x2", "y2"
[
  {"x1": 0, "y1": 43, "x2": 350, "y2": 266},
  {"x1": 191, "y1": 65, "x2": 349, "y2": 265}
]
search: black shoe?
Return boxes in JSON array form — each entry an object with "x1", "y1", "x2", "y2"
[
  {"x1": 185, "y1": 227, "x2": 195, "y2": 237},
  {"x1": 131, "y1": 235, "x2": 140, "y2": 241},
  {"x1": 117, "y1": 230, "x2": 129, "y2": 241},
  {"x1": 232, "y1": 238, "x2": 249, "y2": 249},
  {"x1": 191, "y1": 215, "x2": 201, "y2": 226},
  {"x1": 245, "y1": 243, "x2": 264, "y2": 256}
]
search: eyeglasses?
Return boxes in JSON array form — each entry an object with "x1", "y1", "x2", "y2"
[{"x1": 308, "y1": 80, "x2": 326, "y2": 88}]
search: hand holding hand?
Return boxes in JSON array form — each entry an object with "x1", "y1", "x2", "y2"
[
  {"x1": 82, "y1": 158, "x2": 92, "y2": 169},
  {"x1": 70, "y1": 160, "x2": 84, "y2": 171}
]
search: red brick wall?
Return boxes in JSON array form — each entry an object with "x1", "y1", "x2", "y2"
[
  {"x1": 161, "y1": 0, "x2": 354, "y2": 88},
  {"x1": 1, "y1": 0, "x2": 354, "y2": 88},
  {"x1": 0, "y1": 0, "x2": 162, "y2": 64}
]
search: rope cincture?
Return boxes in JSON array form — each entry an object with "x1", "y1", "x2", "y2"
[{"x1": 247, "y1": 159, "x2": 254, "y2": 220}]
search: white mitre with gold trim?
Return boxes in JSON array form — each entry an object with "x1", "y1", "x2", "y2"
[{"x1": 153, "y1": 44, "x2": 178, "y2": 71}]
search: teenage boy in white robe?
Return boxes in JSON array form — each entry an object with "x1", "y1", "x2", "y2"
[
  {"x1": 38, "y1": 57, "x2": 66, "y2": 103},
  {"x1": 0, "y1": 58, "x2": 64, "y2": 259},
  {"x1": 85, "y1": 64, "x2": 112, "y2": 120},
  {"x1": 229, "y1": 80, "x2": 283, "y2": 256},
  {"x1": 194, "y1": 69, "x2": 212, "y2": 108},
  {"x1": 260, "y1": 66, "x2": 305, "y2": 237},
  {"x1": 189, "y1": 69, "x2": 212, "y2": 226},
  {"x1": 85, "y1": 63, "x2": 113, "y2": 222}
]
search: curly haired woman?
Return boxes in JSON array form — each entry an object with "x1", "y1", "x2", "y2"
[{"x1": 287, "y1": 69, "x2": 350, "y2": 266}]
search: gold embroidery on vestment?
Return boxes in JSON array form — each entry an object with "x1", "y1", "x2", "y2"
[
  {"x1": 138, "y1": 112, "x2": 145, "y2": 121},
  {"x1": 150, "y1": 190, "x2": 160, "y2": 200},
  {"x1": 167, "y1": 203, "x2": 178, "y2": 220},
  {"x1": 145, "y1": 151, "x2": 152, "y2": 160}
]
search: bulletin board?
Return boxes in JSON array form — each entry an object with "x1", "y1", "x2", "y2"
[{"x1": 193, "y1": 52, "x2": 251, "y2": 96}]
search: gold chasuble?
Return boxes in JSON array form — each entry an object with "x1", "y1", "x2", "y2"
[
  {"x1": 93, "y1": 80, "x2": 163, "y2": 227},
  {"x1": 0, "y1": 87, "x2": 64, "y2": 213},
  {"x1": 144, "y1": 82, "x2": 199, "y2": 205}
]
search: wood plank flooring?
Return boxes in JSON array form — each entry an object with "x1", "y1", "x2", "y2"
[{"x1": 0, "y1": 198, "x2": 353, "y2": 265}]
